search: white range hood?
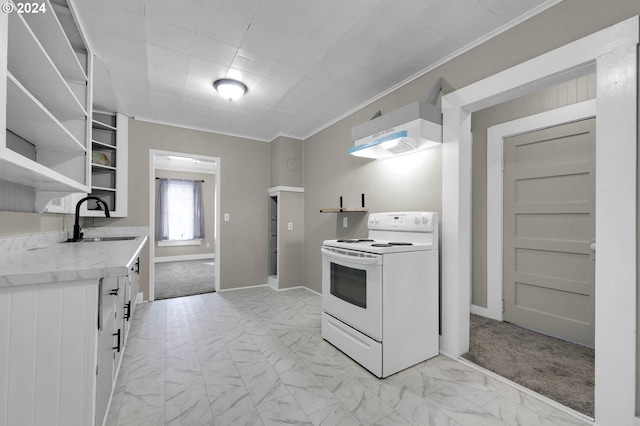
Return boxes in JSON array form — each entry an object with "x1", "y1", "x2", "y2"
[{"x1": 350, "y1": 100, "x2": 442, "y2": 160}]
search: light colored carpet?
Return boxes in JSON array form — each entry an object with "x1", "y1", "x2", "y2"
[
  {"x1": 154, "y1": 259, "x2": 215, "y2": 300},
  {"x1": 461, "y1": 314, "x2": 594, "y2": 417}
]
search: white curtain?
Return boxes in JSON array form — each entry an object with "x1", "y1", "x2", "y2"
[{"x1": 156, "y1": 178, "x2": 205, "y2": 241}]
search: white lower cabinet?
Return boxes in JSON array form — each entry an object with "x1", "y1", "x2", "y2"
[
  {"x1": 96, "y1": 276, "x2": 118, "y2": 426},
  {"x1": 0, "y1": 259, "x2": 141, "y2": 426}
]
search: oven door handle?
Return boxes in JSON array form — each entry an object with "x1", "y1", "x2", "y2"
[{"x1": 321, "y1": 247, "x2": 382, "y2": 265}]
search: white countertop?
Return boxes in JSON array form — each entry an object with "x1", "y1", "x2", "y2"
[{"x1": 0, "y1": 227, "x2": 148, "y2": 288}]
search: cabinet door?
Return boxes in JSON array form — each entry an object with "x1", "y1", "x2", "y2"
[
  {"x1": 96, "y1": 277, "x2": 118, "y2": 426},
  {"x1": 129, "y1": 257, "x2": 140, "y2": 318},
  {"x1": 119, "y1": 274, "x2": 131, "y2": 343},
  {"x1": 114, "y1": 276, "x2": 127, "y2": 372}
]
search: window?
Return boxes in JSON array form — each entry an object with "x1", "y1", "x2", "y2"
[{"x1": 156, "y1": 178, "x2": 205, "y2": 241}]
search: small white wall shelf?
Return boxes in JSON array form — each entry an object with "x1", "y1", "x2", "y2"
[
  {"x1": 319, "y1": 207, "x2": 369, "y2": 213},
  {"x1": 319, "y1": 194, "x2": 368, "y2": 213}
]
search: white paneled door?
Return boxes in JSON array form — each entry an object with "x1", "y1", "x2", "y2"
[{"x1": 503, "y1": 118, "x2": 595, "y2": 347}]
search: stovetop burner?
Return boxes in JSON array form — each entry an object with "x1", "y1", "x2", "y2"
[
  {"x1": 334, "y1": 239, "x2": 415, "y2": 248},
  {"x1": 369, "y1": 241, "x2": 414, "y2": 248}
]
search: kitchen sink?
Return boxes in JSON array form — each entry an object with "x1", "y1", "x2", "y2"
[
  {"x1": 66, "y1": 236, "x2": 139, "y2": 242},
  {"x1": 82, "y1": 236, "x2": 138, "y2": 242}
]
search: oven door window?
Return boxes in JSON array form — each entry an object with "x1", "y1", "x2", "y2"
[{"x1": 330, "y1": 262, "x2": 366, "y2": 308}]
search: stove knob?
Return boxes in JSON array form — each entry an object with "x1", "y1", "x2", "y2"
[
  {"x1": 422, "y1": 214, "x2": 430, "y2": 224},
  {"x1": 414, "y1": 216, "x2": 420, "y2": 224}
]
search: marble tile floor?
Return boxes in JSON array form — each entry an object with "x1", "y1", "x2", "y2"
[{"x1": 106, "y1": 286, "x2": 589, "y2": 426}]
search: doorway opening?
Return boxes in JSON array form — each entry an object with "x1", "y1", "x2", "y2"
[
  {"x1": 441, "y1": 17, "x2": 638, "y2": 424},
  {"x1": 465, "y1": 91, "x2": 597, "y2": 416},
  {"x1": 148, "y1": 150, "x2": 221, "y2": 301}
]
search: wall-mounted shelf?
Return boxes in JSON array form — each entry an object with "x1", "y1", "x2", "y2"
[
  {"x1": 7, "y1": 73, "x2": 85, "y2": 154},
  {"x1": 92, "y1": 119, "x2": 116, "y2": 132},
  {"x1": 319, "y1": 207, "x2": 369, "y2": 213},
  {"x1": 320, "y1": 194, "x2": 368, "y2": 213},
  {"x1": 92, "y1": 140, "x2": 117, "y2": 150},
  {"x1": 0, "y1": 148, "x2": 89, "y2": 192},
  {"x1": 91, "y1": 186, "x2": 117, "y2": 193}
]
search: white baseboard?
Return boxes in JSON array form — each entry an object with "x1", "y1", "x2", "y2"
[
  {"x1": 266, "y1": 282, "x2": 321, "y2": 295},
  {"x1": 275, "y1": 285, "x2": 307, "y2": 292},
  {"x1": 217, "y1": 283, "x2": 319, "y2": 295},
  {"x1": 218, "y1": 283, "x2": 269, "y2": 292},
  {"x1": 301, "y1": 286, "x2": 321, "y2": 296},
  {"x1": 158, "y1": 239, "x2": 202, "y2": 247},
  {"x1": 470, "y1": 304, "x2": 502, "y2": 321},
  {"x1": 154, "y1": 253, "x2": 215, "y2": 263}
]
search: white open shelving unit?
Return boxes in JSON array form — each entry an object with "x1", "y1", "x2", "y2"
[
  {"x1": 0, "y1": 0, "x2": 92, "y2": 212},
  {"x1": 83, "y1": 111, "x2": 128, "y2": 217}
]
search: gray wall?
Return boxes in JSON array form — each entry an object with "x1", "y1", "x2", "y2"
[
  {"x1": 101, "y1": 119, "x2": 270, "y2": 297},
  {"x1": 270, "y1": 136, "x2": 303, "y2": 188},
  {"x1": 0, "y1": 181, "x2": 35, "y2": 212},
  {"x1": 301, "y1": 0, "x2": 640, "y2": 294},
  {"x1": 0, "y1": 211, "x2": 71, "y2": 237},
  {"x1": 269, "y1": 136, "x2": 305, "y2": 289},
  {"x1": 304, "y1": 111, "x2": 442, "y2": 293},
  {"x1": 470, "y1": 74, "x2": 596, "y2": 307},
  {"x1": 154, "y1": 169, "x2": 215, "y2": 259},
  {"x1": 277, "y1": 191, "x2": 304, "y2": 289}
]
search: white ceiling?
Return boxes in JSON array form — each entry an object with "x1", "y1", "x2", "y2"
[{"x1": 73, "y1": 0, "x2": 557, "y2": 142}]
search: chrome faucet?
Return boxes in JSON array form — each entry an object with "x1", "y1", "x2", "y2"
[{"x1": 72, "y1": 196, "x2": 110, "y2": 241}]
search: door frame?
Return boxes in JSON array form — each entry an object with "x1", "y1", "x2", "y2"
[
  {"x1": 470, "y1": 100, "x2": 597, "y2": 321},
  {"x1": 148, "y1": 149, "x2": 222, "y2": 301},
  {"x1": 441, "y1": 17, "x2": 638, "y2": 424}
]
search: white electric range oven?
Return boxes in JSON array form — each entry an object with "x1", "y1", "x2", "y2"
[{"x1": 321, "y1": 211, "x2": 439, "y2": 378}]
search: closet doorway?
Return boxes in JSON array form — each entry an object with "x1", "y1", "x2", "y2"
[{"x1": 149, "y1": 150, "x2": 221, "y2": 301}]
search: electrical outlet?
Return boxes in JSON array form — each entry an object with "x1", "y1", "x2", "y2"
[
  {"x1": 287, "y1": 222, "x2": 293, "y2": 231},
  {"x1": 206, "y1": 242, "x2": 210, "y2": 248},
  {"x1": 343, "y1": 217, "x2": 348, "y2": 227},
  {"x1": 224, "y1": 213, "x2": 230, "y2": 221}
]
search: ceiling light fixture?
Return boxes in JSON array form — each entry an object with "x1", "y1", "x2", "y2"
[{"x1": 213, "y1": 78, "x2": 247, "y2": 101}]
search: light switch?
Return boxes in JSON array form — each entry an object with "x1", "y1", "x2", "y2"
[
  {"x1": 224, "y1": 213, "x2": 230, "y2": 221},
  {"x1": 343, "y1": 217, "x2": 348, "y2": 227},
  {"x1": 287, "y1": 222, "x2": 293, "y2": 231}
]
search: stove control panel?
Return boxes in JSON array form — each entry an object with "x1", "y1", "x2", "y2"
[
  {"x1": 385, "y1": 214, "x2": 407, "y2": 225},
  {"x1": 368, "y1": 211, "x2": 437, "y2": 232}
]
